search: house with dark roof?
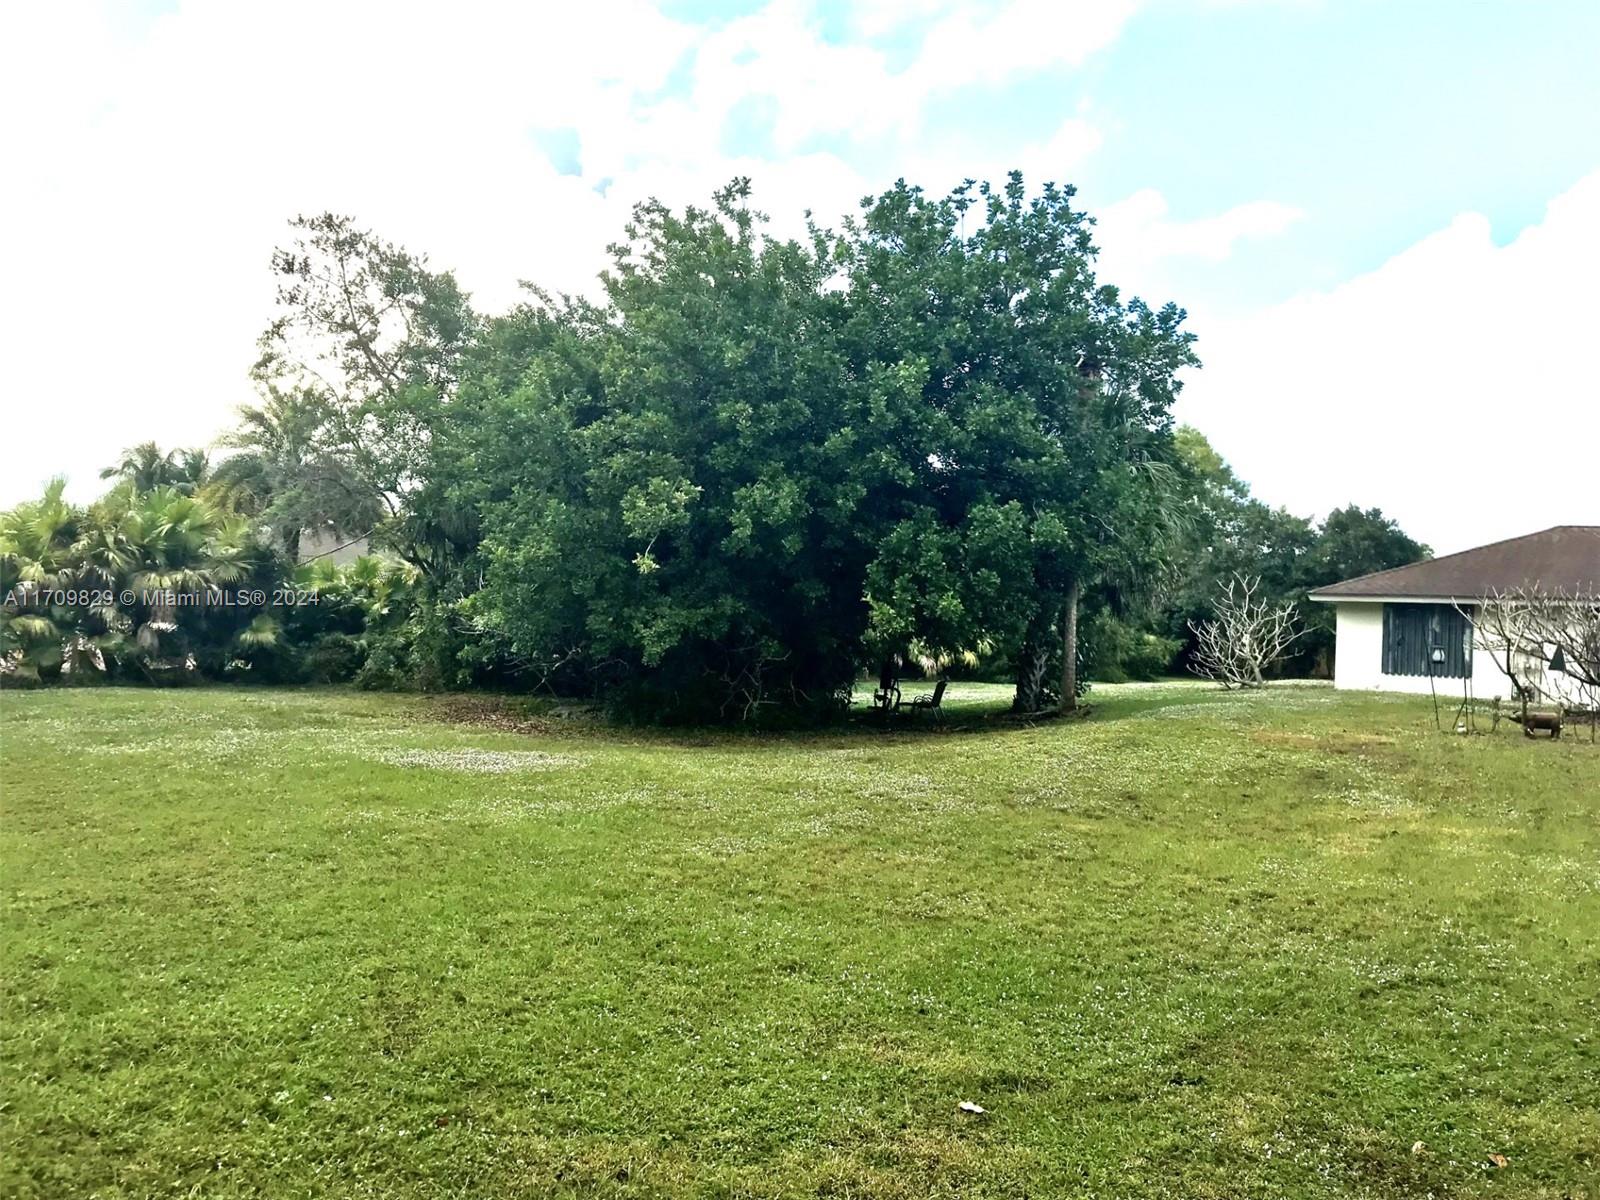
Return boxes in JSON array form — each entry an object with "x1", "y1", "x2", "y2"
[{"x1": 1309, "y1": 526, "x2": 1600, "y2": 697}]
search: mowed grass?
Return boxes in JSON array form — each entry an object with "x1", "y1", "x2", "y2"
[{"x1": 2, "y1": 682, "x2": 1597, "y2": 1199}]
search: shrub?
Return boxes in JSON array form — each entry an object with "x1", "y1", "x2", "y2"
[{"x1": 303, "y1": 633, "x2": 365, "y2": 683}]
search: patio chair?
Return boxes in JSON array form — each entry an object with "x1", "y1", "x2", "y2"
[{"x1": 904, "y1": 678, "x2": 948, "y2": 720}]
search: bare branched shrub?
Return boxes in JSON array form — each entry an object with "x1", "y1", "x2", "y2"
[
  {"x1": 1463, "y1": 589, "x2": 1540, "y2": 703},
  {"x1": 1189, "y1": 573, "x2": 1302, "y2": 689},
  {"x1": 1461, "y1": 583, "x2": 1600, "y2": 738}
]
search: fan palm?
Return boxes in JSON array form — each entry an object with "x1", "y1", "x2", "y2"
[
  {"x1": 344, "y1": 555, "x2": 419, "y2": 622},
  {"x1": 1, "y1": 480, "x2": 79, "y2": 588},
  {"x1": 0, "y1": 481, "x2": 83, "y2": 680},
  {"x1": 79, "y1": 488, "x2": 263, "y2": 665}
]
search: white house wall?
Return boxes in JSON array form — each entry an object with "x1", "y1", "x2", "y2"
[
  {"x1": 1331, "y1": 601, "x2": 1590, "y2": 704},
  {"x1": 298, "y1": 529, "x2": 370, "y2": 566},
  {"x1": 1332, "y1": 602, "x2": 1390, "y2": 690}
]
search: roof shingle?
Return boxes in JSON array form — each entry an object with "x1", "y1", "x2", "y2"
[{"x1": 1309, "y1": 526, "x2": 1600, "y2": 601}]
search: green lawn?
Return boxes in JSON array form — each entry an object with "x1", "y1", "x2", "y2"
[{"x1": 2, "y1": 682, "x2": 1597, "y2": 1198}]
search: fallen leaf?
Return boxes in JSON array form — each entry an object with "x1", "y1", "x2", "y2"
[
  {"x1": 958, "y1": 1100, "x2": 986, "y2": 1115},
  {"x1": 1487, "y1": 1152, "x2": 1509, "y2": 1169}
]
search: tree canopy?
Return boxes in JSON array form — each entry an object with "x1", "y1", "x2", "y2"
[
  {"x1": 2, "y1": 175, "x2": 1428, "y2": 716},
  {"x1": 434, "y1": 175, "x2": 1198, "y2": 719}
]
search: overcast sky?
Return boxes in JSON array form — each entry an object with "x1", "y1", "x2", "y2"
[{"x1": 4, "y1": 0, "x2": 1598, "y2": 554}]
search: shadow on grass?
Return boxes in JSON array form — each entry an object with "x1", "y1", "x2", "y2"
[{"x1": 417, "y1": 677, "x2": 1263, "y2": 748}]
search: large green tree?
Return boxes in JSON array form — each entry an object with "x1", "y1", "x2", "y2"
[
  {"x1": 450, "y1": 175, "x2": 1197, "y2": 719},
  {"x1": 461, "y1": 183, "x2": 868, "y2": 720},
  {"x1": 1296, "y1": 504, "x2": 1429, "y2": 670},
  {"x1": 1305, "y1": 504, "x2": 1429, "y2": 587},
  {"x1": 251, "y1": 213, "x2": 478, "y2": 567},
  {"x1": 834, "y1": 175, "x2": 1196, "y2": 713},
  {"x1": 1158, "y1": 429, "x2": 1428, "y2": 676}
]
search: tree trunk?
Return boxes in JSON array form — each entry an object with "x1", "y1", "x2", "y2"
[
  {"x1": 1059, "y1": 575, "x2": 1081, "y2": 714},
  {"x1": 1013, "y1": 625, "x2": 1050, "y2": 714}
]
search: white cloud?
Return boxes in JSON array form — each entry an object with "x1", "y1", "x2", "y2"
[
  {"x1": 846, "y1": 0, "x2": 957, "y2": 38},
  {"x1": 1017, "y1": 117, "x2": 1105, "y2": 181},
  {"x1": 905, "y1": 0, "x2": 1140, "y2": 98},
  {"x1": 1, "y1": 0, "x2": 704, "y2": 502},
  {"x1": 659, "y1": 0, "x2": 1139, "y2": 154},
  {"x1": 1179, "y1": 169, "x2": 1600, "y2": 555},
  {"x1": 1092, "y1": 188, "x2": 1305, "y2": 296},
  {"x1": 0, "y1": 0, "x2": 1298, "y2": 512}
]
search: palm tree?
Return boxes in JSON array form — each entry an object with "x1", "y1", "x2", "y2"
[
  {"x1": 215, "y1": 388, "x2": 381, "y2": 558},
  {"x1": 0, "y1": 481, "x2": 83, "y2": 681},
  {"x1": 99, "y1": 442, "x2": 212, "y2": 496},
  {"x1": 78, "y1": 488, "x2": 261, "y2": 666},
  {"x1": 171, "y1": 448, "x2": 212, "y2": 496},
  {"x1": 100, "y1": 442, "x2": 174, "y2": 492},
  {"x1": 343, "y1": 554, "x2": 419, "y2": 624}
]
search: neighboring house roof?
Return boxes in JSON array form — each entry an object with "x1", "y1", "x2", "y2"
[
  {"x1": 297, "y1": 529, "x2": 371, "y2": 566},
  {"x1": 1309, "y1": 525, "x2": 1600, "y2": 602}
]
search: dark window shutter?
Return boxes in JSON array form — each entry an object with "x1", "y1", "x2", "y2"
[{"x1": 1381, "y1": 603, "x2": 1470, "y2": 678}]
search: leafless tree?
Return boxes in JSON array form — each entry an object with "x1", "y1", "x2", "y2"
[
  {"x1": 1461, "y1": 584, "x2": 1600, "y2": 739},
  {"x1": 1462, "y1": 589, "x2": 1540, "y2": 712},
  {"x1": 1189, "y1": 573, "x2": 1303, "y2": 689}
]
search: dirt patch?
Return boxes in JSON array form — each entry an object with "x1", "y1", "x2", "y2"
[{"x1": 420, "y1": 693, "x2": 596, "y2": 737}]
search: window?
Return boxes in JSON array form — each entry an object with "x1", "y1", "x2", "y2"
[{"x1": 1382, "y1": 603, "x2": 1471, "y2": 678}]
